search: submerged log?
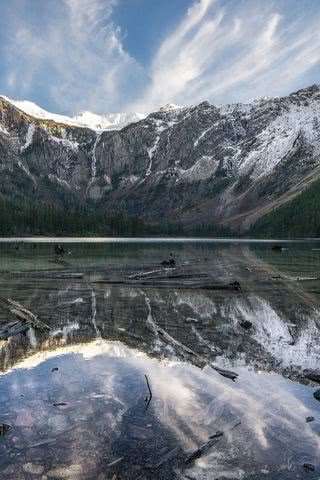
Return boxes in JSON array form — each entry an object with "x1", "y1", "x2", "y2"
[
  {"x1": 144, "y1": 374, "x2": 153, "y2": 400},
  {"x1": 0, "y1": 297, "x2": 50, "y2": 338},
  {"x1": 94, "y1": 279, "x2": 241, "y2": 291},
  {"x1": 185, "y1": 431, "x2": 224, "y2": 464},
  {"x1": 211, "y1": 365, "x2": 239, "y2": 382},
  {"x1": 154, "y1": 324, "x2": 203, "y2": 363},
  {"x1": 0, "y1": 320, "x2": 32, "y2": 340},
  {"x1": 185, "y1": 421, "x2": 241, "y2": 464},
  {"x1": 149, "y1": 322, "x2": 238, "y2": 381},
  {"x1": 129, "y1": 268, "x2": 175, "y2": 279}
]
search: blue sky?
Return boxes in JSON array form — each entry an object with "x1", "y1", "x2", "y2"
[{"x1": 0, "y1": 0, "x2": 319, "y2": 114}]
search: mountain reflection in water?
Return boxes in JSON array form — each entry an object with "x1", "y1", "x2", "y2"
[{"x1": 0, "y1": 239, "x2": 320, "y2": 479}]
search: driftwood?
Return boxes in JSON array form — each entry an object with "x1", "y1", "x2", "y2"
[
  {"x1": 211, "y1": 365, "x2": 239, "y2": 382},
  {"x1": 150, "y1": 323, "x2": 238, "y2": 381},
  {"x1": 106, "y1": 457, "x2": 124, "y2": 467},
  {"x1": 145, "y1": 374, "x2": 153, "y2": 400},
  {"x1": 0, "y1": 319, "x2": 32, "y2": 340},
  {"x1": 185, "y1": 431, "x2": 224, "y2": 464},
  {"x1": 152, "y1": 324, "x2": 205, "y2": 368},
  {"x1": 144, "y1": 374, "x2": 153, "y2": 410},
  {"x1": 185, "y1": 421, "x2": 241, "y2": 464},
  {"x1": 0, "y1": 298, "x2": 50, "y2": 340},
  {"x1": 128, "y1": 268, "x2": 175, "y2": 279},
  {"x1": 16, "y1": 437, "x2": 57, "y2": 449}
]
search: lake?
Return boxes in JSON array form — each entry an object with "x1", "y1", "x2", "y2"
[{"x1": 0, "y1": 238, "x2": 319, "y2": 479}]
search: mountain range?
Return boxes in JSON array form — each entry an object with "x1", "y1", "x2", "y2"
[{"x1": 1, "y1": 84, "x2": 320, "y2": 235}]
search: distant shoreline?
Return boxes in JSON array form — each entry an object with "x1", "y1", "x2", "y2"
[{"x1": 0, "y1": 236, "x2": 318, "y2": 243}]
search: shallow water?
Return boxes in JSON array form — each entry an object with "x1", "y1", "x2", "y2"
[{"x1": 0, "y1": 239, "x2": 320, "y2": 479}]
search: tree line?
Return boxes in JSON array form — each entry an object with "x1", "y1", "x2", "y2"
[{"x1": 249, "y1": 180, "x2": 320, "y2": 238}]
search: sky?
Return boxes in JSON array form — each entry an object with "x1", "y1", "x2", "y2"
[{"x1": 0, "y1": 0, "x2": 319, "y2": 115}]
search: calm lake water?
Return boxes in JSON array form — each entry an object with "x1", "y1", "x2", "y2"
[{"x1": 0, "y1": 238, "x2": 320, "y2": 479}]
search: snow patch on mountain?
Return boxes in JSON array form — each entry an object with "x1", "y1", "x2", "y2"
[
  {"x1": 48, "y1": 135, "x2": 79, "y2": 151},
  {"x1": 21, "y1": 123, "x2": 35, "y2": 152},
  {"x1": 239, "y1": 101, "x2": 320, "y2": 179},
  {"x1": 146, "y1": 136, "x2": 160, "y2": 176},
  {"x1": 72, "y1": 111, "x2": 146, "y2": 131}
]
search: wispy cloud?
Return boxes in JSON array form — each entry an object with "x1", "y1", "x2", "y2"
[
  {"x1": 131, "y1": 0, "x2": 320, "y2": 110},
  {"x1": 2, "y1": 0, "x2": 145, "y2": 113},
  {"x1": 1, "y1": 0, "x2": 320, "y2": 113}
]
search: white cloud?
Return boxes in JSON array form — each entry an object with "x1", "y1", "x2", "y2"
[
  {"x1": 130, "y1": 0, "x2": 320, "y2": 111},
  {"x1": 3, "y1": 0, "x2": 145, "y2": 114},
  {"x1": 2, "y1": 0, "x2": 320, "y2": 114}
]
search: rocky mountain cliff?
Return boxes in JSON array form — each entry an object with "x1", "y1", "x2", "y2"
[{"x1": 1, "y1": 85, "x2": 320, "y2": 232}]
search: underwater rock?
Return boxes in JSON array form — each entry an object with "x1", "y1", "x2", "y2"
[
  {"x1": 15, "y1": 409, "x2": 34, "y2": 427},
  {"x1": 47, "y1": 415, "x2": 68, "y2": 434},
  {"x1": 304, "y1": 369, "x2": 320, "y2": 383},
  {"x1": 23, "y1": 463, "x2": 45, "y2": 475},
  {"x1": 303, "y1": 463, "x2": 315, "y2": 472},
  {"x1": 46, "y1": 464, "x2": 83, "y2": 478},
  {"x1": 239, "y1": 320, "x2": 253, "y2": 329},
  {"x1": 313, "y1": 389, "x2": 320, "y2": 401},
  {"x1": 0, "y1": 423, "x2": 11, "y2": 436}
]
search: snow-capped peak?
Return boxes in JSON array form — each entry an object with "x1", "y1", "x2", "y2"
[
  {"x1": 159, "y1": 103, "x2": 183, "y2": 112},
  {"x1": 0, "y1": 95, "x2": 146, "y2": 131},
  {"x1": 70, "y1": 111, "x2": 146, "y2": 131}
]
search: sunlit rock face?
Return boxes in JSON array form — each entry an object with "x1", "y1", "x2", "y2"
[{"x1": 1, "y1": 85, "x2": 320, "y2": 228}]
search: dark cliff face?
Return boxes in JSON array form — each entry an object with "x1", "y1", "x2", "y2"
[{"x1": 1, "y1": 85, "x2": 320, "y2": 230}]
